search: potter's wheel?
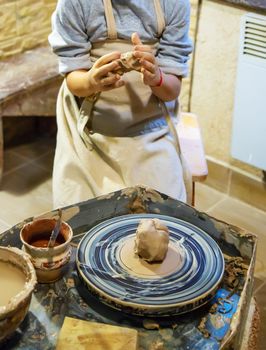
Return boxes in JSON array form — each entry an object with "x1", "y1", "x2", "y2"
[{"x1": 76, "y1": 214, "x2": 224, "y2": 316}]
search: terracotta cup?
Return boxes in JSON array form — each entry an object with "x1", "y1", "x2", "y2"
[{"x1": 20, "y1": 218, "x2": 73, "y2": 283}]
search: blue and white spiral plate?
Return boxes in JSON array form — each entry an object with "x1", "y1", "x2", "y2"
[{"x1": 76, "y1": 214, "x2": 224, "y2": 316}]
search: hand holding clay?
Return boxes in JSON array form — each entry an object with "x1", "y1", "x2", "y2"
[
  {"x1": 113, "y1": 51, "x2": 142, "y2": 75},
  {"x1": 131, "y1": 32, "x2": 161, "y2": 87},
  {"x1": 134, "y1": 218, "x2": 169, "y2": 263},
  {"x1": 86, "y1": 51, "x2": 125, "y2": 93}
]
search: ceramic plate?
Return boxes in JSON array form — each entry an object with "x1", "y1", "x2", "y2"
[{"x1": 76, "y1": 214, "x2": 224, "y2": 316}]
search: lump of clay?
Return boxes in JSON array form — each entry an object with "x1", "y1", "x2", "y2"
[
  {"x1": 134, "y1": 218, "x2": 169, "y2": 263},
  {"x1": 114, "y1": 52, "x2": 141, "y2": 75}
]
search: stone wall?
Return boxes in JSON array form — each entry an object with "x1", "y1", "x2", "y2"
[
  {"x1": 0, "y1": 0, "x2": 56, "y2": 59},
  {"x1": 191, "y1": 0, "x2": 260, "y2": 174},
  {"x1": 191, "y1": 0, "x2": 266, "y2": 210}
]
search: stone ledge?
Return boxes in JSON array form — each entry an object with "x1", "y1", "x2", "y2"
[
  {"x1": 0, "y1": 45, "x2": 60, "y2": 104},
  {"x1": 213, "y1": 0, "x2": 266, "y2": 12},
  {"x1": 2, "y1": 79, "x2": 62, "y2": 117}
]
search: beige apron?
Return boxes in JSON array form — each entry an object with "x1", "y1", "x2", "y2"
[{"x1": 53, "y1": 0, "x2": 188, "y2": 208}]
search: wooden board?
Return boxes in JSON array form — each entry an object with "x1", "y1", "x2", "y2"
[
  {"x1": 56, "y1": 317, "x2": 138, "y2": 350},
  {"x1": 177, "y1": 112, "x2": 208, "y2": 182}
]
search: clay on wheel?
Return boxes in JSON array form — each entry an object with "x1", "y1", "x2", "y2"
[{"x1": 134, "y1": 218, "x2": 169, "y2": 263}]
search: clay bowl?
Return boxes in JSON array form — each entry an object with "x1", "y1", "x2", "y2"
[
  {"x1": 20, "y1": 218, "x2": 73, "y2": 283},
  {"x1": 0, "y1": 246, "x2": 37, "y2": 343}
]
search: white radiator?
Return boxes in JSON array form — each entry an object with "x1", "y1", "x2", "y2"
[{"x1": 231, "y1": 13, "x2": 266, "y2": 170}]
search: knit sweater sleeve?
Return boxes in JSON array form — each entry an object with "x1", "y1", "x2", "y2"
[
  {"x1": 48, "y1": 0, "x2": 93, "y2": 75},
  {"x1": 157, "y1": 0, "x2": 193, "y2": 78}
]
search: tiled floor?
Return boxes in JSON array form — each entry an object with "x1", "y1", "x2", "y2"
[{"x1": 0, "y1": 136, "x2": 265, "y2": 348}]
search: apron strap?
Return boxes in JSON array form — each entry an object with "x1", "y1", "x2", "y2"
[
  {"x1": 103, "y1": 0, "x2": 118, "y2": 40},
  {"x1": 78, "y1": 93, "x2": 100, "y2": 149},
  {"x1": 103, "y1": 0, "x2": 165, "y2": 39},
  {"x1": 153, "y1": 0, "x2": 166, "y2": 37}
]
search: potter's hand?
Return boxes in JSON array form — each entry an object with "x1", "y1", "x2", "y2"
[
  {"x1": 132, "y1": 32, "x2": 161, "y2": 87},
  {"x1": 66, "y1": 52, "x2": 125, "y2": 98},
  {"x1": 87, "y1": 52, "x2": 125, "y2": 93}
]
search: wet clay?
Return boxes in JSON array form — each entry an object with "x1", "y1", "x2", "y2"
[
  {"x1": 223, "y1": 256, "x2": 247, "y2": 290},
  {"x1": 198, "y1": 256, "x2": 248, "y2": 338},
  {"x1": 29, "y1": 232, "x2": 65, "y2": 248},
  {"x1": 114, "y1": 51, "x2": 141, "y2": 75},
  {"x1": 0, "y1": 261, "x2": 26, "y2": 307},
  {"x1": 135, "y1": 218, "x2": 169, "y2": 263}
]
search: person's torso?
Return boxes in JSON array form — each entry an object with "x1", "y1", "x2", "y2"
[
  {"x1": 78, "y1": 0, "x2": 169, "y2": 43},
  {"x1": 86, "y1": 0, "x2": 167, "y2": 136}
]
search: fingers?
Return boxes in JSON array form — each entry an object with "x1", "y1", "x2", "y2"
[
  {"x1": 97, "y1": 61, "x2": 119, "y2": 78},
  {"x1": 94, "y1": 51, "x2": 121, "y2": 68},
  {"x1": 133, "y1": 45, "x2": 153, "y2": 53},
  {"x1": 134, "y1": 50, "x2": 154, "y2": 63},
  {"x1": 142, "y1": 69, "x2": 155, "y2": 81},
  {"x1": 87, "y1": 52, "x2": 126, "y2": 93},
  {"x1": 131, "y1": 32, "x2": 142, "y2": 46},
  {"x1": 100, "y1": 73, "x2": 120, "y2": 87},
  {"x1": 132, "y1": 32, "x2": 156, "y2": 78},
  {"x1": 133, "y1": 50, "x2": 158, "y2": 81},
  {"x1": 139, "y1": 59, "x2": 156, "y2": 74},
  {"x1": 102, "y1": 79, "x2": 125, "y2": 91}
]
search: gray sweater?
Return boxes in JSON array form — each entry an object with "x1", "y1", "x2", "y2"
[{"x1": 48, "y1": 0, "x2": 193, "y2": 76}]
